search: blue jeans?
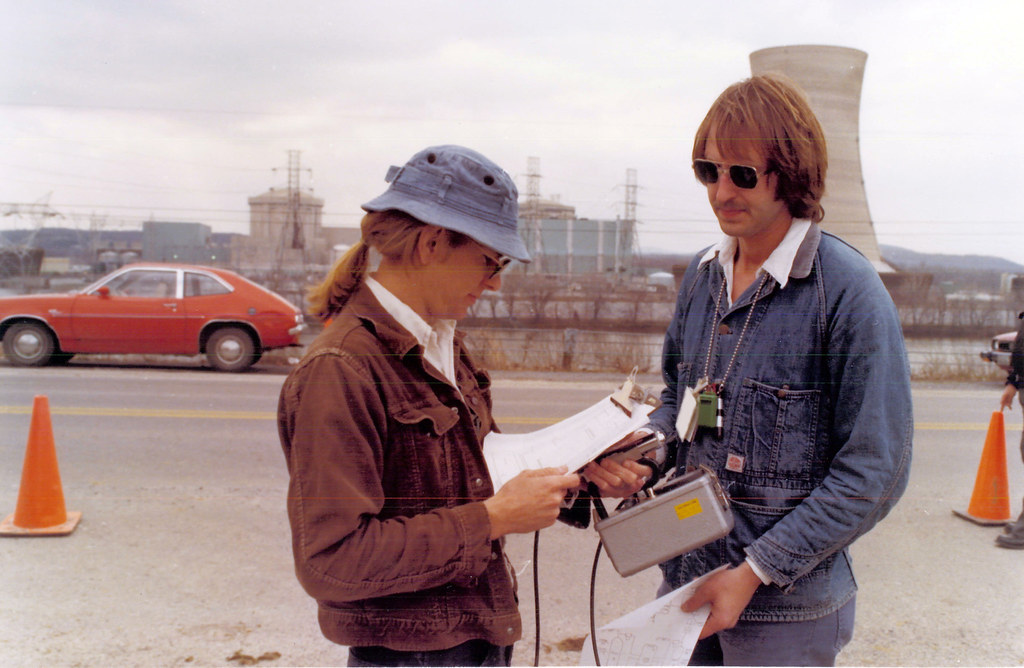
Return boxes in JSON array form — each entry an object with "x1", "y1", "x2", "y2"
[
  {"x1": 687, "y1": 598, "x2": 855, "y2": 666},
  {"x1": 346, "y1": 640, "x2": 513, "y2": 667}
]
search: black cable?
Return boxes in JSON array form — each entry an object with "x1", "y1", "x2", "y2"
[
  {"x1": 533, "y1": 530, "x2": 540, "y2": 667},
  {"x1": 589, "y1": 539, "x2": 603, "y2": 666}
]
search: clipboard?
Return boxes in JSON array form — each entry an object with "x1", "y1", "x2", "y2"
[{"x1": 482, "y1": 370, "x2": 661, "y2": 490}]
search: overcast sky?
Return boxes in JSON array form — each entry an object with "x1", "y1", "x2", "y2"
[{"x1": 3, "y1": 0, "x2": 1023, "y2": 266}]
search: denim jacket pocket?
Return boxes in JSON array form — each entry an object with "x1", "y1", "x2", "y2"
[
  {"x1": 734, "y1": 378, "x2": 822, "y2": 482},
  {"x1": 727, "y1": 494, "x2": 799, "y2": 548}
]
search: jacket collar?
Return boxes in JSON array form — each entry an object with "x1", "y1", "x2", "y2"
[
  {"x1": 791, "y1": 222, "x2": 821, "y2": 280},
  {"x1": 344, "y1": 282, "x2": 470, "y2": 365},
  {"x1": 343, "y1": 282, "x2": 423, "y2": 358},
  {"x1": 698, "y1": 220, "x2": 821, "y2": 295}
]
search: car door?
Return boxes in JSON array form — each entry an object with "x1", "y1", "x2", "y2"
[
  {"x1": 180, "y1": 269, "x2": 236, "y2": 342},
  {"x1": 68, "y1": 268, "x2": 190, "y2": 353}
]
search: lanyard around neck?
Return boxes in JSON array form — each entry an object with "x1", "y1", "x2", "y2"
[{"x1": 700, "y1": 271, "x2": 770, "y2": 388}]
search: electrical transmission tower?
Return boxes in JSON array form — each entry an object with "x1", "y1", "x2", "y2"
[
  {"x1": 286, "y1": 150, "x2": 305, "y2": 251},
  {"x1": 618, "y1": 168, "x2": 639, "y2": 275},
  {"x1": 2, "y1": 193, "x2": 63, "y2": 246},
  {"x1": 525, "y1": 156, "x2": 542, "y2": 272},
  {"x1": 271, "y1": 150, "x2": 312, "y2": 294},
  {"x1": 624, "y1": 168, "x2": 637, "y2": 226},
  {"x1": 1, "y1": 193, "x2": 63, "y2": 278}
]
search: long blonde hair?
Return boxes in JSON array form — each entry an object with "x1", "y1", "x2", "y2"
[{"x1": 307, "y1": 210, "x2": 470, "y2": 321}]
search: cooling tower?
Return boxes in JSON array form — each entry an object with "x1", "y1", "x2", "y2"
[{"x1": 749, "y1": 45, "x2": 889, "y2": 272}]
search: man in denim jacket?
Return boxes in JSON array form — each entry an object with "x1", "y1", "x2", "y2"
[{"x1": 632, "y1": 75, "x2": 912, "y2": 665}]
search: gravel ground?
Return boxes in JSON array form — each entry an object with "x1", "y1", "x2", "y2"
[{"x1": 5, "y1": 457, "x2": 1021, "y2": 667}]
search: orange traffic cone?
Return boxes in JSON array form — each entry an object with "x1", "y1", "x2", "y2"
[
  {"x1": 1, "y1": 395, "x2": 81, "y2": 536},
  {"x1": 953, "y1": 410, "x2": 1011, "y2": 526}
]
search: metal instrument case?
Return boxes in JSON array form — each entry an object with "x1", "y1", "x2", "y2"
[{"x1": 596, "y1": 468, "x2": 734, "y2": 577}]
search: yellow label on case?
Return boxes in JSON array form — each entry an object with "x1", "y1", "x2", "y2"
[{"x1": 674, "y1": 497, "x2": 703, "y2": 520}]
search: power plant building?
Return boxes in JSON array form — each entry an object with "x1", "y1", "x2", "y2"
[
  {"x1": 517, "y1": 195, "x2": 637, "y2": 275},
  {"x1": 142, "y1": 221, "x2": 220, "y2": 264},
  {"x1": 525, "y1": 217, "x2": 636, "y2": 275},
  {"x1": 235, "y1": 188, "x2": 329, "y2": 270}
]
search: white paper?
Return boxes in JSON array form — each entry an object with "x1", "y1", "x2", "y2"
[
  {"x1": 482, "y1": 394, "x2": 656, "y2": 491},
  {"x1": 578, "y1": 567, "x2": 725, "y2": 666},
  {"x1": 676, "y1": 386, "x2": 699, "y2": 443}
]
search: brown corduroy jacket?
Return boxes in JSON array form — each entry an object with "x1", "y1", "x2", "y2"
[{"x1": 277, "y1": 284, "x2": 520, "y2": 652}]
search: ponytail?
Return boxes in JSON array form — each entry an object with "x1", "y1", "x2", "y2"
[
  {"x1": 307, "y1": 240, "x2": 371, "y2": 322},
  {"x1": 308, "y1": 210, "x2": 449, "y2": 322}
]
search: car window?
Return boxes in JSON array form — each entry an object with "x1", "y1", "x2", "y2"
[
  {"x1": 101, "y1": 269, "x2": 177, "y2": 298},
  {"x1": 184, "y1": 272, "x2": 232, "y2": 297}
]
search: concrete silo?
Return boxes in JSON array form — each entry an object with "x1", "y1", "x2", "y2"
[{"x1": 749, "y1": 45, "x2": 890, "y2": 272}]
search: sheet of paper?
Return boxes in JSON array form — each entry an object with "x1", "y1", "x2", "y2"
[
  {"x1": 578, "y1": 566, "x2": 726, "y2": 666},
  {"x1": 483, "y1": 394, "x2": 655, "y2": 490}
]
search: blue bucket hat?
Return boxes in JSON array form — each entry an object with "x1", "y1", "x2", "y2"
[{"x1": 361, "y1": 145, "x2": 530, "y2": 263}]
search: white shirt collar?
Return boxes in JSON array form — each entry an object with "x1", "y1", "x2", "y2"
[
  {"x1": 364, "y1": 276, "x2": 457, "y2": 385},
  {"x1": 699, "y1": 220, "x2": 812, "y2": 303}
]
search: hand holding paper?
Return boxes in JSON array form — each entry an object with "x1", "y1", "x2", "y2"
[
  {"x1": 483, "y1": 390, "x2": 657, "y2": 492},
  {"x1": 680, "y1": 561, "x2": 763, "y2": 639},
  {"x1": 578, "y1": 566, "x2": 726, "y2": 666}
]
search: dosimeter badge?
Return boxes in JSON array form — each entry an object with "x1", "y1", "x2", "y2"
[{"x1": 595, "y1": 466, "x2": 734, "y2": 577}]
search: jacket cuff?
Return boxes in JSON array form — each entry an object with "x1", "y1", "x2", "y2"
[
  {"x1": 451, "y1": 502, "x2": 495, "y2": 582},
  {"x1": 743, "y1": 542, "x2": 794, "y2": 589},
  {"x1": 745, "y1": 556, "x2": 773, "y2": 585}
]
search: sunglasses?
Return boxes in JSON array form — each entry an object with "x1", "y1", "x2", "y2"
[
  {"x1": 693, "y1": 159, "x2": 768, "y2": 190},
  {"x1": 482, "y1": 253, "x2": 512, "y2": 279}
]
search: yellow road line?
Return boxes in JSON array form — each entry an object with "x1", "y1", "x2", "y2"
[
  {"x1": 0, "y1": 405, "x2": 555, "y2": 424},
  {"x1": 916, "y1": 422, "x2": 1022, "y2": 431},
  {"x1": 0, "y1": 406, "x2": 272, "y2": 420},
  {"x1": 0, "y1": 405, "x2": 1020, "y2": 431}
]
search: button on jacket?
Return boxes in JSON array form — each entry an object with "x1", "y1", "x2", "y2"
[
  {"x1": 278, "y1": 284, "x2": 520, "y2": 651},
  {"x1": 648, "y1": 224, "x2": 913, "y2": 623}
]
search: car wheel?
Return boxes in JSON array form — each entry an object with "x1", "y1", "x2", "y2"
[
  {"x1": 206, "y1": 327, "x2": 256, "y2": 372},
  {"x1": 2, "y1": 322, "x2": 57, "y2": 367}
]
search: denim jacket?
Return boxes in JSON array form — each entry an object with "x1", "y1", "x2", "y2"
[
  {"x1": 648, "y1": 225, "x2": 913, "y2": 622},
  {"x1": 277, "y1": 284, "x2": 520, "y2": 651}
]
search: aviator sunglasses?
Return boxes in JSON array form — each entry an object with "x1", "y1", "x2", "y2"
[
  {"x1": 692, "y1": 159, "x2": 768, "y2": 190},
  {"x1": 483, "y1": 253, "x2": 512, "y2": 279}
]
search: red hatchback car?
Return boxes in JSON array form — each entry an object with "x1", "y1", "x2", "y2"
[{"x1": 0, "y1": 263, "x2": 305, "y2": 372}]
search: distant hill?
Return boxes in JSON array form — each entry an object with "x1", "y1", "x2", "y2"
[
  {"x1": 880, "y1": 244, "x2": 1024, "y2": 274},
  {"x1": 0, "y1": 227, "x2": 237, "y2": 262},
  {"x1": 643, "y1": 244, "x2": 1024, "y2": 276},
  {"x1": 4, "y1": 227, "x2": 1023, "y2": 277}
]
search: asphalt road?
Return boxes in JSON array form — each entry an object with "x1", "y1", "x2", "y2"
[{"x1": 1, "y1": 360, "x2": 1023, "y2": 666}]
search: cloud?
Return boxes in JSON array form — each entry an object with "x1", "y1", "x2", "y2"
[{"x1": 3, "y1": 0, "x2": 1024, "y2": 263}]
